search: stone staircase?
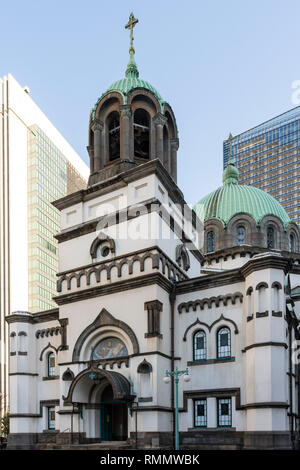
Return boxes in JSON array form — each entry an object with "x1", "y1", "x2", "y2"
[{"x1": 37, "y1": 440, "x2": 132, "y2": 450}]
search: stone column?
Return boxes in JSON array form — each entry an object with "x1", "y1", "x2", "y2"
[
  {"x1": 153, "y1": 113, "x2": 167, "y2": 163},
  {"x1": 120, "y1": 105, "x2": 132, "y2": 160},
  {"x1": 92, "y1": 119, "x2": 104, "y2": 171},
  {"x1": 86, "y1": 145, "x2": 94, "y2": 174},
  {"x1": 170, "y1": 138, "x2": 179, "y2": 182}
]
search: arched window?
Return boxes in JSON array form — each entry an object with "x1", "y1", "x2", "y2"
[
  {"x1": 206, "y1": 231, "x2": 215, "y2": 253},
  {"x1": 217, "y1": 327, "x2": 231, "y2": 359},
  {"x1": 290, "y1": 234, "x2": 295, "y2": 252},
  {"x1": 108, "y1": 112, "x2": 120, "y2": 160},
  {"x1": 134, "y1": 109, "x2": 150, "y2": 159},
  {"x1": 10, "y1": 332, "x2": 16, "y2": 355},
  {"x1": 236, "y1": 226, "x2": 246, "y2": 246},
  {"x1": 193, "y1": 331, "x2": 207, "y2": 361},
  {"x1": 267, "y1": 226, "x2": 275, "y2": 249},
  {"x1": 47, "y1": 352, "x2": 55, "y2": 377},
  {"x1": 137, "y1": 360, "x2": 152, "y2": 398}
]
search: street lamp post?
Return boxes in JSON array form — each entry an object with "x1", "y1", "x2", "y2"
[{"x1": 163, "y1": 367, "x2": 191, "y2": 450}]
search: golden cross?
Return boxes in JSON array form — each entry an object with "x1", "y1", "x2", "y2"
[{"x1": 125, "y1": 12, "x2": 139, "y2": 53}]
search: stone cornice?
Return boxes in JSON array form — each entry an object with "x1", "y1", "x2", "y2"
[
  {"x1": 5, "y1": 308, "x2": 59, "y2": 325},
  {"x1": 176, "y1": 268, "x2": 244, "y2": 295},
  {"x1": 53, "y1": 197, "x2": 203, "y2": 263},
  {"x1": 51, "y1": 159, "x2": 184, "y2": 211},
  {"x1": 240, "y1": 253, "x2": 291, "y2": 278},
  {"x1": 54, "y1": 272, "x2": 173, "y2": 305}
]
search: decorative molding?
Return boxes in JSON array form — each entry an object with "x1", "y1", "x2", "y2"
[
  {"x1": 54, "y1": 272, "x2": 173, "y2": 306},
  {"x1": 242, "y1": 341, "x2": 288, "y2": 353},
  {"x1": 176, "y1": 244, "x2": 190, "y2": 272},
  {"x1": 178, "y1": 292, "x2": 243, "y2": 313},
  {"x1": 177, "y1": 269, "x2": 244, "y2": 295},
  {"x1": 36, "y1": 326, "x2": 61, "y2": 339},
  {"x1": 62, "y1": 368, "x2": 75, "y2": 381},
  {"x1": 39, "y1": 343, "x2": 58, "y2": 361},
  {"x1": 271, "y1": 281, "x2": 282, "y2": 290},
  {"x1": 183, "y1": 314, "x2": 239, "y2": 341},
  {"x1": 183, "y1": 319, "x2": 210, "y2": 341},
  {"x1": 209, "y1": 314, "x2": 239, "y2": 334},
  {"x1": 187, "y1": 357, "x2": 235, "y2": 366},
  {"x1": 63, "y1": 364, "x2": 135, "y2": 404},
  {"x1": 180, "y1": 388, "x2": 288, "y2": 413},
  {"x1": 9, "y1": 372, "x2": 38, "y2": 376},
  {"x1": 72, "y1": 308, "x2": 139, "y2": 362},
  {"x1": 57, "y1": 246, "x2": 187, "y2": 293},
  {"x1": 246, "y1": 287, "x2": 253, "y2": 296},
  {"x1": 256, "y1": 311, "x2": 269, "y2": 318},
  {"x1": 137, "y1": 359, "x2": 153, "y2": 373},
  {"x1": 255, "y1": 282, "x2": 268, "y2": 290},
  {"x1": 90, "y1": 233, "x2": 116, "y2": 259},
  {"x1": 144, "y1": 300, "x2": 163, "y2": 338}
]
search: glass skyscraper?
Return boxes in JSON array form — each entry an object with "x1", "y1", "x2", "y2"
[
  {"x1": 28, "y1": 126, "x2": 86, "y2": 312},
  {"x1": 223, "y1": 106, "x2": 300, "y2": 225},
  {"x1": 0, "y1": 74, "x2": 88, "y2": 413}
]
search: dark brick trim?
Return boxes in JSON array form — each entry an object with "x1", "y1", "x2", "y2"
[
  {"x1": 272, "y1": 311, "x2": 283, "y2": 317},
  {"x1": 9, "y1": 372, "x2": 38, "y2": 376},
  {"x1": 242, "y1": 342, "x2": 288, "y2": 353},
  {"x1": 256, "y1": 311, "x2": 269, "y2": 318},
  {"x1": 54, "y1": 272, "x2": 172, "y2": 305},
  {"x1": 187, "y1": 357, "x2": 235, "y2": 366}
]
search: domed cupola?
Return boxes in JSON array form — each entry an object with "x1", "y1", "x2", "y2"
[
  {"x1": 194, "y1": 134, "x2": 299, "y2": 254},
  {"x1": 87, "y1": 13, "x2": 179, "y2": 186}
]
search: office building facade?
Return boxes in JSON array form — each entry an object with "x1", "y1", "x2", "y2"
[
  {"x1": 0, "y1": 74, "x2": 89, "y2": 412},
  {"x1": 223, "y1": 106, "x2": 300, "y2": 227}
]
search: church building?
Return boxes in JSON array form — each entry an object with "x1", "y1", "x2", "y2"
[{"x1": 6, "y1": 15, "x2": 300, "y2": 450}]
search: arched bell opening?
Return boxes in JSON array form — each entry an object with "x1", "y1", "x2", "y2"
[
  {"x1": 107, "y1": 111, "x2": 120, "y2": 161},
  {"x1": 133, "y1": 108, "x2": 150, "y2": 159},
  {"x1": 163, "y1": 125, "x2": 170, "y2": 169}
]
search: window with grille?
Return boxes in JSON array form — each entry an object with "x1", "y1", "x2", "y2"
[
  {"x1": 290, "y1": 234, "x2": 295, "y2": 252},
  {"x1": 217, "y1": 327, "x2": 231, "y2": 358},
  {"x1": 193, "y1": 331, "x2": 207, "y2": 361},
  {"x1": 206, "y1": 231, "x2": 215, "y2": 253},
  {"x1": 217, "y1": 398, "x2": 231, "y2": 427},
  {"x1": 48, "y1": 407, "x2": 55, "y2": 430},
  {"x1": 236, "y1": 226, "x2": 246, "y2": 245},
  {"x1": 194, "y1": 399, "x2": 207, "y2": 427},
  {"x1": 47, "y1": 352, "x2": 55, "y2": 377},
  {"x1": 267, "y1": 226, "x2": 275, "y2": 249}
]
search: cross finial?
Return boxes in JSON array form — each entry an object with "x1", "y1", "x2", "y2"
[
  {"x1": 124, "y1": 13, "x2": 139, "y2": 78},
  {"x1": 125, "y1": 12, "x2": 139, "y2": 54}
]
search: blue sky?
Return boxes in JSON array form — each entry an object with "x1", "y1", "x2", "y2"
[{"x1": 1, "y1": 0, "x2": 300, "y2": 204}]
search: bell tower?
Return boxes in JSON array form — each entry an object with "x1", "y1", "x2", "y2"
[{"x1": 87, "y1": 13, "x2": 179, "y2": 186}]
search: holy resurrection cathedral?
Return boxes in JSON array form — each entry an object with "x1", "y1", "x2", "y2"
[{"x1": 6, "y1": 15, "x2": 300, "y2": 449}]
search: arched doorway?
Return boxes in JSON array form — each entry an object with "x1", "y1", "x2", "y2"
[{"x1": 99, "y1": 384, "x2": 128, "y2": 441}]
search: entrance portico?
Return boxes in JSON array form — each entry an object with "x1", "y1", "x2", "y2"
[{"x1": 63, "y1": 366, "x2": 134, "y2": 441}]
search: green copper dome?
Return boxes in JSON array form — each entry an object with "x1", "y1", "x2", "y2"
[{"x1": 194, "y1": 158, "x2": 291, "y2": 228}]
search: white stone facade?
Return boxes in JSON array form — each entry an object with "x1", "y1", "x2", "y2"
[{"x1": 6, "y1": 160, "x2": 300, "y2": 449}]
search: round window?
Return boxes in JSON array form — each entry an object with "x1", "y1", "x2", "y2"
[{"x1": 101, "y1": 246, "x2": 110, "y2": 257}]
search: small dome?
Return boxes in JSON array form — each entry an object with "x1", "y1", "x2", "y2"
[
  {"x1": 91, "y1": 44, "x2": 164, "y2": 120},
  {"x1": 194, "y1": 160, "x2": 291, "y2": 228}
]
